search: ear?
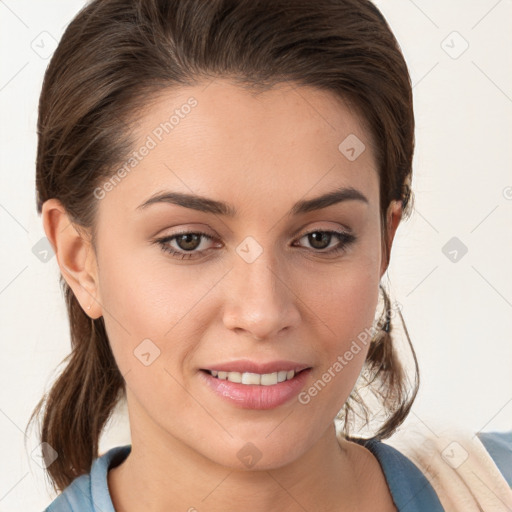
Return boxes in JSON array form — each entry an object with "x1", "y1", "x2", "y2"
[
  {"x1": 41, "y1": 198, "x2": 102, "y2": 319},
  {"x1": 380, "y1": 200, "x2": 403, "y2": 278}
]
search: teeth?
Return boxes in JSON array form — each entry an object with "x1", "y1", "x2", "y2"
[
  {"x1": 209, "y1": 369, "x2": 297, "y2": 385},
  {"x1": 242, "y1": 372, "x2": 261, "y2": 385}
]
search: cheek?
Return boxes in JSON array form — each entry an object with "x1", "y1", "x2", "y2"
[
  {"x1": 299, "y1": 251, "x2": 381, "y2": 409},
  {"x1": 96, "y1": 243, "x2": 224, "y2": 371},
  {"x1": 305, "y1": 249, "x2": 381, "y2": 343},
  {"x1": 322, "y1": 276, "x2": 378, "y2": 365},
  {"x1": 95, "y1": 244, "x2": 178, "y2": 365},
  {"x1": 98, "y1": 237, "x2": 191, "y2": 325},
  {"x1": 95, "y1": 247, "x2": 204, "y2": 418}
]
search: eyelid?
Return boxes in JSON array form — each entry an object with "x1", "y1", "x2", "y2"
[{"x1": 299, "y1": 226, "x2": 352, "y2": 238}]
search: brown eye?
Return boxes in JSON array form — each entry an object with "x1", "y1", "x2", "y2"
[
  {"x1": 175, "y1": 233, "x2": 202, "y2": 251},
  {"x1": 295, "y1": 229, "x2": 357, "y2": 255},
  {"x1": 155, "y1": 231, "x2": 218, "y2": 260},
  {"x1": 307, "y1": 231, "x2": 332, "y2": 250}
]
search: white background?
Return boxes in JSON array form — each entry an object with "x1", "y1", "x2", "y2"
[{"x1": 1, "y1": 0, "x2": 511, "y2": 509}]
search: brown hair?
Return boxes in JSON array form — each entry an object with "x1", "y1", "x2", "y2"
[{"x1": 27, "y1": 0, "x2": 418, "y2": 494}]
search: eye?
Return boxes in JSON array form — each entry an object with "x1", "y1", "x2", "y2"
[
  {"x1": 154, "y1": 231, "x2": 220, "y2": 260},
  {"x1": 154, "y1": 228, "x2": 357, "y2": 260},
  {"x1": 293, "y1": 229, "x2": 357, "y2": 256}
]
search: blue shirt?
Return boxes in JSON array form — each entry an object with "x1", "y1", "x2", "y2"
[{"x1": 43, "y1": 432, "x2": 512, "y2": 511}]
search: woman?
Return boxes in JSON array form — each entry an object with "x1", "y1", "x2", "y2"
[{"x1": 29, "y1": 0, "x2": 512, "y2": 510}]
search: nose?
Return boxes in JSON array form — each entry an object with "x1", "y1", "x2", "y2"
[{"x1": 222, "y1": 249, "x2": 301, "y2": 341}]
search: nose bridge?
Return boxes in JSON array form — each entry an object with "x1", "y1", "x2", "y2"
[
  {"x1": 241, "y1": 251, "x2": 280, "y2": 302},
  {"x1": 223, "y1": 236, "x2": 299, "y2": 339}
]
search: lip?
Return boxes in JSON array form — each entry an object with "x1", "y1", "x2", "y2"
[
  {"x1": 199, "y1": 367, "x2": 312, "y2": 410},
  {"x1": 202, "y1": 360, "x2": 311, "y2": 374}
]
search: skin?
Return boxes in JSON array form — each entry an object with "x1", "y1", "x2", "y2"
[{"x1": 42, "y1": 79, "x2": 402, "y2": 512}]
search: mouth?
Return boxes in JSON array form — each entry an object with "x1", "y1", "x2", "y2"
[
  {"x1": 200, "y1": 367, "x2": 311, "y2": 386},
  {"x1": 199, "y1": 366, "x2": 313, "y2": 409}
]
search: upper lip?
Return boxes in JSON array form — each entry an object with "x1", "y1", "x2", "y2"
[{"x1": 202, "y1": 360, "x2": 311, "y2": 374}]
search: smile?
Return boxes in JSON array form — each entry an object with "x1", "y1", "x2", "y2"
[
  {"x1": 199, "y1": 368, "x2": 312, "y2": 409},
  {"x1": 207, "y1": 369, "x2": 297, "y2": 385}
]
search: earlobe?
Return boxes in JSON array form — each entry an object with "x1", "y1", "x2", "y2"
[{"x1": 41, "y1": 199, "x2": 102, "y2": 319}]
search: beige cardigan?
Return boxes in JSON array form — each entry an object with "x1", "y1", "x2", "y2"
[{"x1": 386, "y1": 424, "x2": 512, "y2": 511}]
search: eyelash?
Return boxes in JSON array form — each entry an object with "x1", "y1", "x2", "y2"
[{"x1": 154, "y1": 229, "x2": 357, "y2": 260}]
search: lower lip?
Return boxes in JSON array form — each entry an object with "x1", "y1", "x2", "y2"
[{"x1": 199, "y1": 369, "x2": 312, "y2": 410}]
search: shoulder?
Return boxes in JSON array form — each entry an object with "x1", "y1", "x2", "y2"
[
  {"x1": 477, "y1": 430, "x2": 512, "y2": 486},
  {"x1": 43, "y1": 472, "x2": 93, "y2": 512},
  {"x1": 384, "y1": 424, "x2": 512, "y2": 510},
  {"x1": 355, "y1": 436, "x2": 445, "y2": 511},
  {"x1": 42, "y1": 445, "x2": 131, "y2": 512}
]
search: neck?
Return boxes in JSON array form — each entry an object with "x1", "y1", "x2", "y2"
[{"x1": 108, "y1": 426, "x2": 369, "y2": 512}]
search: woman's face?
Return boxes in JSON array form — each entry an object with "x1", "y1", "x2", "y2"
[{"x1": 90, "y1": 80, "x2": 400, "y2": 469}]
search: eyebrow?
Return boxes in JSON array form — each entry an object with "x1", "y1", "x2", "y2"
[{"x1": 136, "y1": 186, "x2": 368, "y2": 216}]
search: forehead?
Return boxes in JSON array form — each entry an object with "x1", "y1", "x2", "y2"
[{"x1": 98, "y1": 79, "x2": 379, "y2": 218}]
